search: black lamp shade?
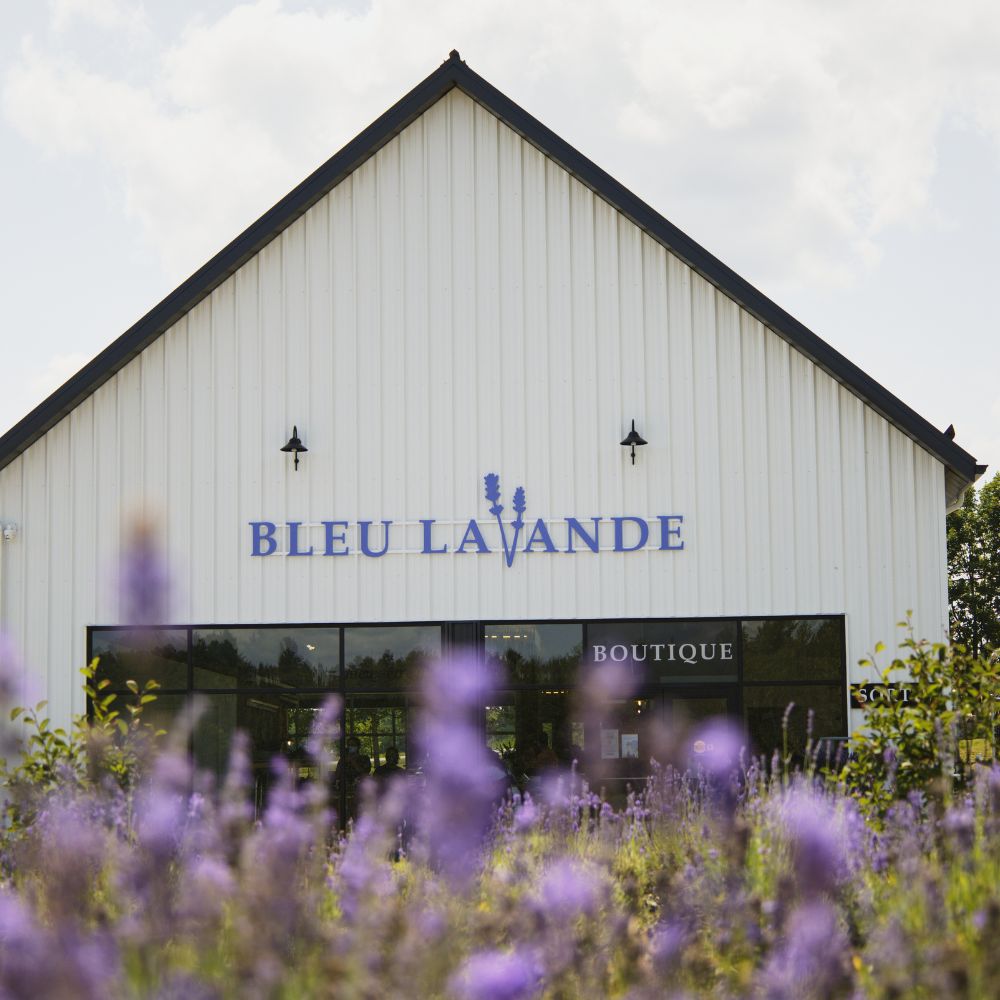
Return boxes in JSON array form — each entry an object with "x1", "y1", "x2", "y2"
[
  {"x1": 281, "y1": 426, "x2": 307, "y2": 469},
  {"x1": 621, "y1": 419, "x2": 647, "y2": 464}
]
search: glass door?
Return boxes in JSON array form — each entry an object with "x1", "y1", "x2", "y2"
[{"x1": 663, "y1": 686, "x2": 740, "y2": 764}]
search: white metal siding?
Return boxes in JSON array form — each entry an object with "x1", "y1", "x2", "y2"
[{"x1": 0, "y1": 89, "x2": 949, "y2": 724}]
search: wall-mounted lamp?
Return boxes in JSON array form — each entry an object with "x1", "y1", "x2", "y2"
[
  {"x1": 281, "y1": 426, "x2": 308, "y2": 471},
  {"x1": 620, "y1": 419, "x2": 647, "y2": 465}
]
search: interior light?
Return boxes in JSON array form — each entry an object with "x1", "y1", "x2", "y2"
[{"x1": 306, "y1": 644, "x2": 316, "y2": 651}]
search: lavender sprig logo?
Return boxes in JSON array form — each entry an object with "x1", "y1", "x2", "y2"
[{"x1": 484, "y1": 473, "x2": 527, "y2": 568}]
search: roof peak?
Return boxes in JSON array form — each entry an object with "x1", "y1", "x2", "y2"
[{"x1": 0, "y1": 55, "x2": 981, "y2": 496}]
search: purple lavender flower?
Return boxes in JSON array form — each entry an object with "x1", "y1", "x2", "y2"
[
  {"x1": 451, "y1": 948, "x2": 542, "y2": 1000},
  {"x1": 412, "y1": 655, "x2": 507, "y2": 885},
  {"x1": 780, "y1": 786, "x2": 850, "y2": 896},
  {"x1": 306, "y1": 694, "x2": 342, "y2": 778},
  {"x1": 755, "y1": 900, "x2": 851, "y2": 998},
  {"x1": 535, "y1": 858, "x2": 602, "y2": 919},
  {"x1": 120, "y1": 518, "x2": 170, "y2": 627},
  {"x1": 689, "y1": 718, "x2": 745, "y2": 778}
]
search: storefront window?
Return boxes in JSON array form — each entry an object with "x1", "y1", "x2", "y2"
[
  {"x1": 192, "y1": 627, "x2": 340, "y2": 689},
  {"x1": 90, "y1": 629, "x2": 188, "y2": 690},
  {"x1": 344, "y1": 626, "x2": 441, "y2": 690},
  {"x1": 484, "y1": 689, "x2": 578, "y2": 774},
  {"x1": 743, "y1": 685, "x2": 847, "y2": 759},
  {"x1": 484, "y1": 624, "x2": 582, "y2": 685},
  {"x1": 192, "y1": 692, "x2": 338, "y2": 808},
  {"x1": 742, "y1": 618, "x2": 843, "y2": 682},
  {"x1": 87, "y1": 614, "x2": 847, "y2": 807}
]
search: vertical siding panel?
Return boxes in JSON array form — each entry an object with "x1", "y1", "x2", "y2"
[
  {"x1": 235, "y1": 259, "x2": 263, "y2": 623},
  {"x1": 839, "y1": 390, "x2": 871, "y2": 678},
  {"x1": 864, "y1": 408, "x2": 893, "y2": 656},
  {"x1": 330, "y1": 177, "x2": 358, "y2": 621},
  {"x1": 618, "y1": 216, "x2": 646, "y2": 617},
  {"x1": 521, "y1": 141, "x2": 551, "y2": 619},
  {"x1": 497, "y1": 119, "x2": 527, "y2": 620},
  {"x1": 0, "y1": 458, "x2": 27, "y2": 700},
  {"x1": 665, "y1": 256, "x2": 696, "y2": 615},
  {"x1": 424, "y1": 98, "x2": 454, "y2": 621},
  {"x1": 258, "y1": 240, "x2": 286, "y2": 621},
  {"x1": 186, "y1": 300, "x2": 215, "y2": 619},
  {"x1": 400, "y1": 115, "x2": 432, "y2": 621},
  {"x1": 70, "y1": 401, "x2": 97, "y2": 713},
  {"x1": 22, "y1": 440, "x2": 49, "y2": 694},
  {"x1": 642, "y1": 238, "x2": 670, "y2": 616},
  {"x1": 473, "y1": 106, "x2": 503, "y2": 619},
  {"x1": 281, "y1": 219, "x2": 310, "y2": 622},
  {"x1": 740, "y1": 317, "x2": 770, "y2": 611},
  {"x1": 789, "y1": 352, "x2": 819, "y2": 610},
  {"x1": 544, "y1": 158, "x2": 573, "y2": 617},
  {"x1": 690, "y1": 272, "x2": 722, "y2": 614},
  {"x1": 914, "y1": 448, "x2": 948, "y2": 644},
  {"x1": 93, "y1": 381, "x2": 120, "y2": 626},
  {"x1": 353, "y1": 158, "x2": 381, "y2": 622},
  {"x1": 140, "y1": 330, "x2": 168, "y2": 623},
  {"x1": 765, "y1": 336, "x2": 794, "y2": 611},
  {"x1": 715, "y1": 293, "x2": 748, "y2": 613},
  {"x1": 305, "y1": 200, "x2": 334, "y2": 623},
  {"x1": 374, "y1": 140, "x2": 405, "y2": 620},
  {"x1": 212, "y1": 279, "x2": 239, "y2": 624},
  {"x1": 888, "y1": 430, "x2": 917, "y2": 640},
  {"x1": 449, "y1": 91, "x2": 480, "y2": 621},
  {"x1": 814, "y1": 373, "x2": 844, "y2": 613},
  {"x1": 46, "y1": 422, "x2": 72, "y2": 722},
  {"x1": 593, "y1": 199, "x2": 623, "y2": 617},
  {"x1": 164, "y1": 319, "x2": 192, "y2": 622},
  {"x1": 569, "y1": 180, "x2": 599, "y2": 616}
]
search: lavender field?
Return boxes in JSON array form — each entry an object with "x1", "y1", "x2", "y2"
[{"x1": 0, "y1": 638, "x2": 998, "y2": 1000}]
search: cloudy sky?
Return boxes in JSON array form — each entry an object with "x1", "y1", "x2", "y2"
[{"x1": 2, "y1": 0, "x2": 999, "y2": 474}]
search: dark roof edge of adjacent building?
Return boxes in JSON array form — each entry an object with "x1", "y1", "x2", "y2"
[{"x1": 0, "y1": 50, "x2": 982, "y2": 497}]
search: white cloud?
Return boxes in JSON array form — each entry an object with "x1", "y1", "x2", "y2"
[
  {"x1": 50, "y1": 0, "x2": 147, "y2": 34},
  {"x1": 5, "y1": 0, "x2": 1000, "y2": 295}
]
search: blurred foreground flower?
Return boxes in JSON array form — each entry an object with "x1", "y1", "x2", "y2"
[{"x1": 120, "y1": 518, "x2": 170, "y2": 627}]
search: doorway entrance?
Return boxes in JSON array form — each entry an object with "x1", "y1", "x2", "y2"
[{"x1": 590, "y1": 685, "x2": 739, "y2": 796}]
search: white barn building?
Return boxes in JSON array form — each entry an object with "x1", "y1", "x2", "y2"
[{"x1": 0, "y1": 53, "x2": 983, "y2": 783}]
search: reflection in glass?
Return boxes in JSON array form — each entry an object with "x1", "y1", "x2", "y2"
[
  {"x1": 344, "y1": 626, "x2": 441, "y2": 689},
  {"x1": 193, "y1": 693, "x2": 339, "y2": 815},
  {"x1": 91, "y1": 629, "x2": 188, "y2": 690},
  {"x1": 484, "y1": 624, "x2": 582, "y2": 686},
  {"x1": 742, "y1": 618, "x2": 844, "y2": 682},
  {"x1": 344, "y1": 694, "x2": 411, "y2": 770},
  {"x1": 587, "y1": 620, "x2": 738, "y2": 683},
  {"x1": 744, "y1": 685, "x2": 847, "y2": 759},
  {"x1": 192, "y1": 628, "x2": 340, "y2": 689},
  {"x1": 485, "y1": 689, "x2": 578, "y2": 784}
]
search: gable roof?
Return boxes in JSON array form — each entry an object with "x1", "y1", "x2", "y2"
[{"x1": 0, "y1": 50, "x2": 983, "y2": 502}]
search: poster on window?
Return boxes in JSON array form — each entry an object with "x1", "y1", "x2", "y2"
[{"x1": 600, "y1": 728, "x2": 620, "y2": 759}]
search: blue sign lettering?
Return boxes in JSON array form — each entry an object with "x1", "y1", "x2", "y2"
[
  {"x1": 250, "y1": 521, "x2": 277, "y2": 556},
  {"x1": 249, "y1": 473, "x2": 686, "y2": 564}
]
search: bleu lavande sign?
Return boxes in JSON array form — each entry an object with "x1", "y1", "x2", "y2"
[{"x1": 249, "y1": 473, "x2": 685, "y2": 566}]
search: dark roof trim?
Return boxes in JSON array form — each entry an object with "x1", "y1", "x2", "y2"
[{"x1": 0, "y1": 51, "x2": 980, "y2": 488}]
